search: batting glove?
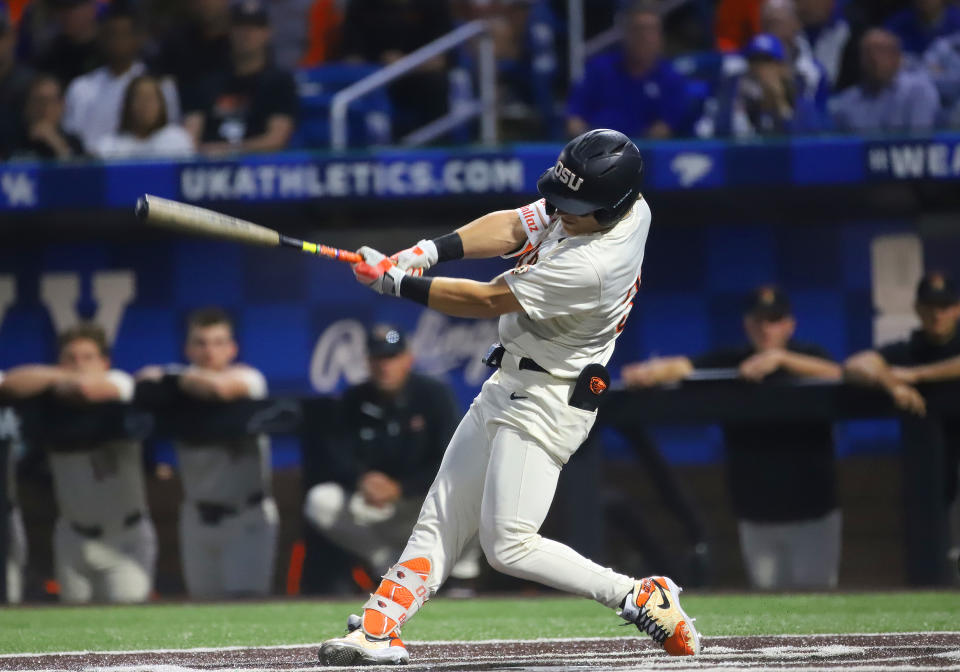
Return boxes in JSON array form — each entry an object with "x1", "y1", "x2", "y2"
[
  {"x1": 390, "y1": 239, "x2": 438, "y2": 277},
  {"x1": 353, "y1": 246, "x2": 405, "y2": 297}
]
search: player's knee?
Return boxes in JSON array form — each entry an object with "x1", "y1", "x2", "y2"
[
  {"x1": 303, "y1": 482, "x2": 346, "y2": 530},
  {"x1": 479, "y1": 520, "x2": 539, "y2": 575}
]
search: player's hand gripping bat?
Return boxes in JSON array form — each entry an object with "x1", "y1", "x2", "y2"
[{"x1": 135, "y1": 194, "x2": 361, "y2": 264}]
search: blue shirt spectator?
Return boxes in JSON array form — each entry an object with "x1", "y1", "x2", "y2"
[
  {"x1": 831, "y1": 28, "x2": 941, "y2": 132},
  {"x1": 701, "y1": 34, "x2": 828, "y2": 138},
  {"x1": 885, "y1": 0, "x2": 960, "y2": 55},
  {"x1": 762, "y1": 0, "x2": 831, "y2": 116},
  {"x1": 566, "y1": 3, "x2": 694, "y2": 139},
  {"x1": 923, "y1": 32, "x2": 960, "y2": 127},
  {"x1": 797, "y1": 0, "x2": 854, "y2": 87}
]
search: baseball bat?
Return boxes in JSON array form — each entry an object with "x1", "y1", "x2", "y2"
[{"x1": 134, "y1": 194, "x2": 362, "y2": 264}]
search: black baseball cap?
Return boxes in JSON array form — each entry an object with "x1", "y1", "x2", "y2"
[
  {"x1": 231, "y1": 0, "x2": 269, "y2": 26},
  {"x1": 745, "y1": 285, "x2": 792, "y2": 320},
  {"x1": 366, "y1": 324, "x2": 407, "y2": 358},
  {"x1": 916, "y1": 271, "x2": 958, "y2": 307}
]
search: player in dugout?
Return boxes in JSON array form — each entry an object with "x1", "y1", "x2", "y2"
[
  {"x1": 845, "y1": 271, "x2": 960, "y2": 570},
  {"x1": 621, "y1": 285, "x2": 844, "y2": 590},
  {"x1": 303, "y1": 324, "x2": 481, "y2": 595},
  {"x1": 137, "y1": 307, "x2": 278, "y2": 599},
  {"x1": 0, "y1": 323, "x2": 156, "y2": 603},
  {"x1": 317, "y1": 129, "x2": 701, "y2": 666}
]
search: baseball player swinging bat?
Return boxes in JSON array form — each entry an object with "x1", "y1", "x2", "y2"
[{"x1": 134, "y1": 194, "x2": 362, "y2": 264}]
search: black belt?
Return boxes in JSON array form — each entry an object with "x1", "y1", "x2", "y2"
[
  {"x1": 70, "y1": 510, "x2": 143, "y2": 539},
  {"x1": 195, "y1": 491, "x2": 266, "y2": 526},
  {"x1": 482, "y1": 343, "x2": 548, "y2": 374}
]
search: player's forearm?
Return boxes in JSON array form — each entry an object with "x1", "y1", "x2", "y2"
[
  {"x1": 60, "y1": 374, "x2": 126, "y2": 402},
  {"x1": 0, "y1": 365, "x2": 63, "y2": 397},
  {"x1": 910, "y1": 355, "x2": 960, "y2": 382},
  {"x1": 412, "y1": 276, "x2": 522, "y2": 319},
  {"x1": 178, "y1": 370, "x2": 251, "y2": 401},
  {"x1": 779, "y1": 352, "x2": 842, "y2": 380},
  {"x1": 454, "y1": 210, "x2": 527, "y2": 259},
  {"x1": 844, "y1": 351, "x2": 896, "y2": 391}
]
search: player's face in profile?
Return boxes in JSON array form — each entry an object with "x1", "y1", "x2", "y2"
[
  {"x1": 556, "y1": 210, "x2": 602, "y2": 235},
  {"x1": 185, "y1": 323, "x2": 238, "y2": 371},
  {"x1": 59, "y1": 338, "x2": 109, "y2": 374},
  {"x1": 916, "y1": 302, "x2": 960, "y2": 342},
  {"x1": 744, "y1": 314, "x2": 795, "y2": 351},
  {"x1": 368, "y1": 351, "x2": 414, "y2": 395}
]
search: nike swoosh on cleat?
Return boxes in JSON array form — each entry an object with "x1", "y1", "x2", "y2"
[
  {"x1": 655, "y1": 581, "x2": 671, "y2": 610},
  {"x1": 510, "y1": 392, "x2": 528, "y2": 400}
]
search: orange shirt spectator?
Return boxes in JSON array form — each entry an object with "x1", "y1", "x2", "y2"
[
  {"x1": 300, "y1": 0, "x2": 341, "y2": 67},
  {"x1": 715, "y1": 0, "x2": 764, "y2": 52},
  {"x1": 6, "y1": 0, "x2": 33, "y2": 27}
]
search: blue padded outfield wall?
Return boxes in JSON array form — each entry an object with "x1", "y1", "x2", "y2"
[{"x1": 4, "y1": 221, "x2": 960, "y2": 466}]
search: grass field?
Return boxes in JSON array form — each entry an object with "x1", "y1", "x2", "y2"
[{"x1": 1, "y1": 591, "x2": 958, "y2": 655}]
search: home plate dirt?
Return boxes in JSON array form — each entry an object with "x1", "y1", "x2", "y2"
[{"x1": 4, "y1": 633, "x2": 959, "y2": 671}]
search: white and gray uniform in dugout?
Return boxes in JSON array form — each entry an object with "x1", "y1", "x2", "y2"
[
  {"x1": 49, "y1": 370, "x2": 157, "y2": 603},
  {"x1": 176, "y1": 365, "x2": 279, "y2": 598},
  {"x1": 399, "y1": 195, "x2": 651, "y2": 607}
]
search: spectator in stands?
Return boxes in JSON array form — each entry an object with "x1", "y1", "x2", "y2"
[
  {"x1": 92, "y1": 74, "x2": 194, "y2": 158},
  {"x1": 303, "y1": 324, "x2": 481, "y2": 592},
  {"x1": 341, "y1": 0, "x2": 452, "y2": 139},
  {"x1": 701, "y1": 34, "x2": 828, "y2": 137},
  {"x1": 796, "y1": 0, "x2": 856, "y2": 88},
  {"x1": 33, "y1": 0, "x2": 101, "y2": 87},
  {"x1": 886, "y1": 0, "x2": 960, "y2": 56},
  {"x1": 622, "y1": 286, "x2": 843, "y2": 590},
  {"x1": 831, "y1": 28, "x2": 941, "y2": 132},
  {"x1": 298, "y1": 0, "x2": 342, "y2": 67},
  {"x1": 923, "y1": 30, "x2": 960, "y2": 126},
  {"x1": 566, "y1": 1, "x2": 695, "y2": 139},
  {"x1": 156, "y1": 0, "x2": 232, "y2": 109},
  {"x1": 183, "y1": 0, "x2": 296, "y2": 156},
  {"x1": 762, "y1": 0, "x2": 831, "y2": 112},
  {"x1": 0, "y1": 4, "x2": 34, "y2": 158},
  {"x1": 265, "y1": 0, "x2": 314, "y2": 71},
  {"x1": 715, "y1": 0, "x2": 764, "y2": 52},
  {"x1": 63, "y1": 2, "x2": 180, "y2": 154},
  {"x1": 845, "y1": 270, "x2": 960, "y2": 490},
  {"x1": 11, "y1": 73, "x2": 84, "y2": 159},
  {"x1": 137, "y1": 307, "x2": 278, "y2": 598},
  {"x1": 464, "y1": 0, "x2": 561, "y2": 140},
  {"x1": 0, "y1": 323, "x2": 157, "y2": 603}
]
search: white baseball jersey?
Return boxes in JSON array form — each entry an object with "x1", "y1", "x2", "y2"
[
  {"x1": 499, "y1": 197, "x2": 651, "y2": 378},
  {"x1": 176, "y1": 365, "x2": 272, "y2": 507},
  {"x1": 48, "y1": 370, "x2": 149, "y2": 527}
]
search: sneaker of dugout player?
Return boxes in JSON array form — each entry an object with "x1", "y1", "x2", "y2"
[
  {"x1": 318, "y1": 614, "x2": 409, "y2": 666},
  {"x1": 617, "y1": 576, "x2": 701, "y2": 656}
]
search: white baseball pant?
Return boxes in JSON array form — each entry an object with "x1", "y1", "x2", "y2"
[
  {"x1": 54, "y1": 516, "x2": 156, "y2": 603},
  {"x1": 738, "y1": 509, "x2": 842, "y2": 589},
  {"x1": 179, "y1": 497, "x2": 279, "y2": 598},
  {"x1": 6, "y1": 507, "x2": 26, "y2": 603},
  {"x1": 398, "y1": 361, "x2": 635, "y2": 608}
]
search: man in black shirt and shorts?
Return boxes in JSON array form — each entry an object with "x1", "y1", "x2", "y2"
[
  {"x1": 846, "y1": 271, "x2": 960, "y2": 572},
  {"x1": 623, "y1": 285, "x2": 843, "y2": 589}
]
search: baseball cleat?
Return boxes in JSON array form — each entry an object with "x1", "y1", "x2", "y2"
[
  {"x1": 319, "y1": 614, "x2": 409, "y2": 666},
  {"x1": 617, "y1": 576, "x2": 701, "y2": 656}
]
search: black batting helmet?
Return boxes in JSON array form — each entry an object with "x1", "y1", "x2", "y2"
[{"x1": 537, "y1": 129, "x2": 644, "y2": 227}]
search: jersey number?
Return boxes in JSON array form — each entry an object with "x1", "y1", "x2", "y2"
[{"x1": 616, "y1": 275, "x2": 641, "y2": 334}]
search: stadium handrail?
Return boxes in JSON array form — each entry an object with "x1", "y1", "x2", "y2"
[{"x1": 329, "y1": 20, "x2": 496, "y2": 150}]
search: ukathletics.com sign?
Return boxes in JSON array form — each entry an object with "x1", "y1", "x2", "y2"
[{"x1": 179, "y1": 157, "x2": 528, "y2": 202}]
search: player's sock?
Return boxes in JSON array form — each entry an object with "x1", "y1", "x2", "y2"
[{"x1": 362, "y1": 557, "x2": 431, "y2": 637}]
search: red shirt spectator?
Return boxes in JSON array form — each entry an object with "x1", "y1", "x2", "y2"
[{"x1": 715, "y1": 0, "x2": 764, "y2": 52}]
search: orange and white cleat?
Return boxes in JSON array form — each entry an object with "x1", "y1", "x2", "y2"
[
  {"x1": 617, "y1": 576, "x2": 701, "y2": 656},
  {"x1": 318, "y1": 614, "x2": 409, "y2": 666}
]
